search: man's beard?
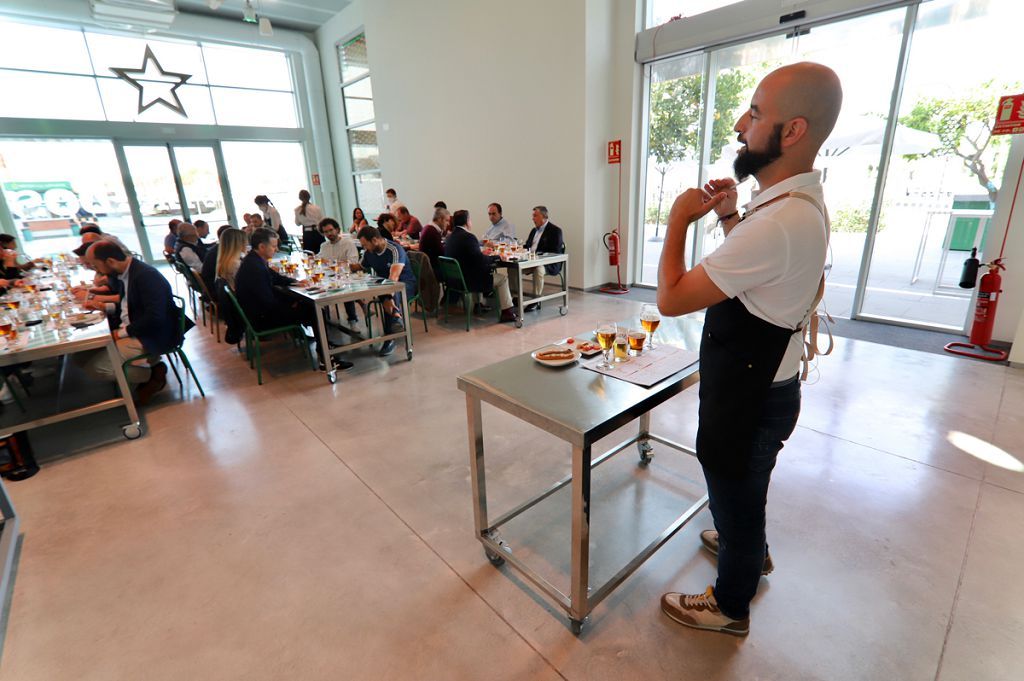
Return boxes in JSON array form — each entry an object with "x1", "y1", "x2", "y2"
[{"x1": 734, "y1": 123, "x2": 784, "y2": 182}]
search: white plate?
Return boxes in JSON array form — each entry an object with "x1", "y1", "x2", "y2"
[
  {"x1": 531, "y1": 344, "x2": 581, "y2": 367},
  {"x1": 66, "y1": 311, "x2": 104, "y2": 326}
]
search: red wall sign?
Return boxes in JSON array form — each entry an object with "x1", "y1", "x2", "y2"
[
  {"x1": 607, "y1": 140, "x2": 621, "y2": 164},
  {"x1": 993, "y1": 94, "x2": 1024, "y2": 136},
  {"x1": 311, "y1": 173, "x2": 321, "y2": 186}
]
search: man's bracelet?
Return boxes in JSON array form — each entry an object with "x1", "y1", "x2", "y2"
[{"x1": 717, "y1": 211, "x2": 739, "y2": 224}]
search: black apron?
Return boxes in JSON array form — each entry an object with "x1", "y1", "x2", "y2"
[
  {"x1": 302, "y1": 227, "x2": 325, "y2": 254},
  {"x1": 695, "y1": 189, "x2": 827, "y2": 477},
  {"x1": 695, "y1": 296, "x2": 796, "y2": 478}
]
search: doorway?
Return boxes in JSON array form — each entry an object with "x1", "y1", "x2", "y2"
[
  {"x1": 118, "y1": 142, "x2": 233, "y2": 261},
  {"x1": 635, "y1": 0, "x2": 1023, "y2": 333}
]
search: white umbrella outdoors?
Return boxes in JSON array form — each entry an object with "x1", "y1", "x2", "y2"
[{"x1": 821, "y1": 114, "x2": 941, "y2": 157}]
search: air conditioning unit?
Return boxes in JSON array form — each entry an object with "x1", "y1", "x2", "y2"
[{"x1": 90, "y1": 0, "x2": 178, "y2": 31}]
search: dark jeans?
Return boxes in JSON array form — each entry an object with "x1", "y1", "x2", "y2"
[{"x1": 703, "y1": 376, "x2": 801, "y2": 620}]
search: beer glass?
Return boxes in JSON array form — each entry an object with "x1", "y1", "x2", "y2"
[
  {"x1": 628, "y1": 328, "x2": 646, "y2": 356},
  {"x1": 596, "y1": 321, "x2": 617, "y2": 370},
  {"x1": 640, "y1": 304, "x2": 661, "y2": 349}
]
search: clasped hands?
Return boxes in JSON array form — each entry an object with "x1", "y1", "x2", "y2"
[{"x1": 667, "y1": 178, "x2": 740, "y2": 231}]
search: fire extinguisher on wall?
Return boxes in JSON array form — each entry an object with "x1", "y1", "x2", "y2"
[
  {"x1": 945, "y1": 257, "x2": 1009, "y2": 361},
  {"x1": 600, "y1": 229, "x2": 629, "y2": 294}
]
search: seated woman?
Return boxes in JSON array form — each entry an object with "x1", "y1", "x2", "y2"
[
  {"x1": 215, "y1": 228, "x2": 248, "y2": 290},
  {"x1": 0, "y1": 234, "x2": 37, "y2": 279},
  {"x1": 349, "y1": 207, "x2": 369, "y2": 235}
]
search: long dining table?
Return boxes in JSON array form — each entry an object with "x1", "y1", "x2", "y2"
[{"x1": 0, "y1": 302, "x2": 142, "y2": 440}]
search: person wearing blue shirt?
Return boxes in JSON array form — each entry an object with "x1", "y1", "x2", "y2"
[
  {"x1": 483, "y1": 203, "x2": 516, "y2": 242},
  {"x1": 353, "y1": 225, "x2": 416, "y2": 356}
]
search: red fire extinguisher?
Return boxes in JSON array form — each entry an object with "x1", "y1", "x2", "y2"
[
  {"x1": 600, "y1": 229, "x2": 629, "y2": 294},
  {"x1": 605, "y1": 230, "x2": 620, "y2": 266},
  {"x1": 945, "y1": 258, "x2": 1009, "y2": 361}
]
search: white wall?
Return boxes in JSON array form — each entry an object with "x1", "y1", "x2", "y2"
[
  {"x1": 316, "y1": 0, "x2": 642, "y2": 289},
  {"x1": 583, "y1": 0, "x2": 645, "y2": 290}
]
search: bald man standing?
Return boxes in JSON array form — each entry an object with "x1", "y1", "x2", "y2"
[{"x1": 657, "y1": 62, "x2": 842, "y2": 636}]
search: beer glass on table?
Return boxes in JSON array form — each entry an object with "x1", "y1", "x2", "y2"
[
  {"x1": 640, "y1": 304, "x2": 661, "y2": 349},
  {"x1": 628, "y1": 328, "x2": 646, "y2": 356},
  {"x1": 596, "y1": 321, "x2": 617, "y2": 370}
]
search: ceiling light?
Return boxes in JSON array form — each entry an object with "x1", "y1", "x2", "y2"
[
  {"x1": 242, "y1": 0, "x2": 257, "y2": 23},
  {"x1": 258, "y1": 16, "x2": 273, "y2": 36}
]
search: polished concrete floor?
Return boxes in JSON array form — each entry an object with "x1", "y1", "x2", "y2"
[{"x1": 2, "y1": 290, "x2": 1022, "y2": 681}]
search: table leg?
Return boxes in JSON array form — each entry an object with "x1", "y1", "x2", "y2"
[
  {"x1": 400, "y1": 291, "x2": 413, "y2": 361},
  {"x1": 314, "y1": 300, "x2": 332, "y2": 377},
  {"x1": 516, "y1": 264, "x2": 525, "y2": 322},
  {"x1": 638, "y1": 411, "x2": 653, "y2": 465},
  {"x1": 466, "y1": 396, "x2": 492, "y2": 549},
  {"x1": 570, "y1": 442, "x2": 592, "y2": 633},
  {"x1": 107, "y1": 341, "x2": 140, "y2": 438}
]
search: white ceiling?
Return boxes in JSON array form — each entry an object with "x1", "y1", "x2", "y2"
[{"x1": 175, "y1": 0, "x2": 351, "y2": 33}]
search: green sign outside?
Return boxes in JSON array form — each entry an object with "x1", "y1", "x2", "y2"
[{"x1": 2, "y1": 180, "x2": 73, "y2": 193}]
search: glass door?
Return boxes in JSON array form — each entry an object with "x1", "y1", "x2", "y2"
[
  {"x1": 122, "y1": 145, "x2": 185, "y2": 259},
  {"x1": 0, "y1": 138, "x2": 142, "y2": 260},
  {"x1": 120, "y1": 142, "x2": 230, "y2": 260},
  {"x1": 697, "y1": 8, "x2": 908, "y2": 321},
  {"x1": 859, "y1": 0, "x2": 1024, "y2": 330}
]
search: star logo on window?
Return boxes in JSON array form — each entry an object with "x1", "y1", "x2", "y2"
[{"x1": 110, "y1": 45, "x2": 192, "y2": 118}]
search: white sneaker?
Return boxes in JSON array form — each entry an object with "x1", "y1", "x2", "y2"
[
  {"x1": 700, "y1": 529, "x2": 774, "y2": 575},
  {"x1": 660, "y1": 586, "x2": 749, "y2": 636}
]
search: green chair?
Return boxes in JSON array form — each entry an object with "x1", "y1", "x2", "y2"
[
  {"x1": 222, "y1": 287, "x2": 312, "y2": 385},
  {"x1": 171, "y1": 259, "x2": 198, "y2": 318},
  {"x1": 121, "y1": 295, "x2": 205, "y2": 398},
  {"x1": 407, "y1": 256, "x2": 429, "y2": 333},
  {"x1": 437, "y1": 256, "x2": 473, "y2": 332}
]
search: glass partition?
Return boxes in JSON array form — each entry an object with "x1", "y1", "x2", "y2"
[
  {"x1": 861, "y1": 0, "x2": 1024, "y2": 328},
  {"x1": 221, "y1": 141, "x2": 309, "y2": 237},
  {"x1": 637, "y1": 53, "x2": 704, "y2": 285},
  {"x1": 0, "y1": 139, "x2": 140, "y2": 259}
]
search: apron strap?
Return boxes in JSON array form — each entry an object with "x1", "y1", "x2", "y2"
[{"x1": 756, "y1": 191, "x2": 834, "y2": 381}]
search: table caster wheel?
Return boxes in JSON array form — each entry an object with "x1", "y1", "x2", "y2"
[
  {"x1": 406, "y1": 350, "x2": 413, "y2": 361},
  {"x1": 559, "y1": 306, "x2": 568, "y2": 316},
  {"x1": 638, "y1": 441, "x2": 653, "y2": 465},
  {"x1": 122, "y1": 423, "x2": 142, "y2": 440},
  {"x1": 514, "y1": 318, "x2": 523, "y2": 329},
  {"x1": 570, "y1": 619, "x2": 584, "y2": 635},
  {"x1": 485, "y1": 548, "x2": 506, "y2": 566},
  {"x1": 327, "y1": 370, "x2": 337, "y2": 384}
]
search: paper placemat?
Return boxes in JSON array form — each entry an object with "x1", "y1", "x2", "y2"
[{"x1": 581, "y1": 344, "x2": 698, "y2": 387}]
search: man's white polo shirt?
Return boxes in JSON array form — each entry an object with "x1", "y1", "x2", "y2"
[{"x1": 701, "y1": 170, "x2": 829, "y2": 381}]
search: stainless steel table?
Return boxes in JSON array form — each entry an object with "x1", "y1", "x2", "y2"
[
  {"x1": 496, "y1": 252, "x2": 569, "y2": 328},
  {"x1": 456, "y1": 316, "x2": 705, "y2": 633},
  {"x1": 289, "y1": 277, "x2": 413, "y2": 384},
  {"x1": 0, "y1": 322, "x2": 142, "y2": 439}
]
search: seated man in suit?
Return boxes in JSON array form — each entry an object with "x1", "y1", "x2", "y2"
[
  {"x1": 236, "y1": 228, "x2": 353, "y2": 372},
  {"x1": 77, "y1": 240, "x2": 184, "y2": 405},
  {"x1": 520, "y1": 205, "x2": 565, "y2": 311},
  {"x1": 443, "y1": 210, "x2": 517, "y2": 324}
]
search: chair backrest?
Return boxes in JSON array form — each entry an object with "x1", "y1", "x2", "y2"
[
  {"x1": 408, "y1": 251, "x2": 423, "y2": 281},
  {"x1": 437, "y1": 256, "x2": 468, "y2": 292},
  {"x1": 221, "y1": 285, "x2": 257, "y2": 335},
  {"x1": 168, "y1": 294, "x2": 190, "y2": 352}
]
